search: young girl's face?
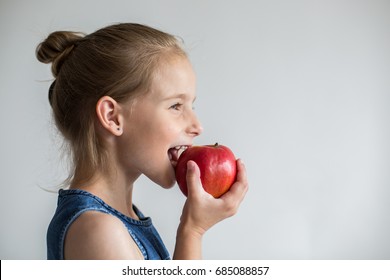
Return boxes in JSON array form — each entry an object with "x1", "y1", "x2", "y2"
[{"x1": 118, "y1": 56, "x2": 203, "y2": 188}]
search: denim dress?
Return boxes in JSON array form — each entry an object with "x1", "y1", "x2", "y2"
[{"x1": 47, "y1": 189, "x2": 170, "y2": 260}]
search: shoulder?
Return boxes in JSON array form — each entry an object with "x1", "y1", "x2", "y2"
[{"x1": 64, "y1": 210, "x2": 144, "y2": 259}]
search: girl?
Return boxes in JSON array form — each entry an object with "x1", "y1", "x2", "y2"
[{"x1": 36, "y1": 23, "x2": 248, "y2": 260}]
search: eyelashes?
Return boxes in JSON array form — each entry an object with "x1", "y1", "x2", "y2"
[
  {"x1": 169, "y1": 102, "x2": 196, "y2": 111},
  {"x1": 169, "y1": 103, "x2": 183, "y2": 110}
]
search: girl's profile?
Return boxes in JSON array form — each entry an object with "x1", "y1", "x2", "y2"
[{"x1": 36, "y1": 23, "x2": 248, "y2": 260}]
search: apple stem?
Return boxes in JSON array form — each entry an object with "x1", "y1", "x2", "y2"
[{"x1": 215, "y1": 142, "x2": 219, "y2": 147}]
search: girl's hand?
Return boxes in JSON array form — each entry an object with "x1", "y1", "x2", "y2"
[
  {"x1": 181, "y1": 159, "x2": 248, "y2": 235},
  {"x1": 173, "y1": 159, "x2": 248, "y2": 259}
]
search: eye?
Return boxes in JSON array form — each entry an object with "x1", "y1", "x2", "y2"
[{"x1": 169, "y1": 103, "x2": 182, "y2": 110}]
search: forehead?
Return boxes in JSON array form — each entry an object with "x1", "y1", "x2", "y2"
[{"x1": 148, "y1": 56, "x2": 196, "y2": 99}]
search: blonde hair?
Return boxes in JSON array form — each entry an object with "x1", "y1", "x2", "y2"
[{"x1": 36, "y1": 23, "x2": 187, "y2": 187}]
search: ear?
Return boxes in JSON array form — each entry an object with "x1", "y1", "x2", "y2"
[{"x1": 96, "y1": 96, "x2": 123, "y2": 136}]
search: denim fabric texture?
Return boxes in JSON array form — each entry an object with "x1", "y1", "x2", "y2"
[{"x1": 47, "y1": 189, "x2": 170, "y2": 260}]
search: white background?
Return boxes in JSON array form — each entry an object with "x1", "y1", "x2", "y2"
[{"x1": 0, "y1": 0, "x2": 389, "y2": 259}]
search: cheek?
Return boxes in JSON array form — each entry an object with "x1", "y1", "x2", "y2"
[{"x1": 164, "y1": 122, "x2": 182, "y2": 138}]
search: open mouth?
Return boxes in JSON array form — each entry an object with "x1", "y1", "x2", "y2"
[{"x1": 168, "y1": 146, "x2": 189, "y2": 168}]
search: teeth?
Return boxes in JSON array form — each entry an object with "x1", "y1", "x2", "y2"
[
  {"x1": 178, "y1": 146, "x2": 188, "y2": 158},
  {"x1": 168, "y1": 146, "x2": 188, "y2": 166},
  {"x1": 174, "y1": 145, "x2": 187, "y2": 151}
]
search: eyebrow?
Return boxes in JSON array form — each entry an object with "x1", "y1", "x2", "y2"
[{"x1": 163, "y1": 93, "x2": 197, "y2": 102}]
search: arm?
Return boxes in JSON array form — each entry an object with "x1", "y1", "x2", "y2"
[
  {"x1": 173, "y1": 159, "x2": 248, "y2": 259},
  {"x1": 64, "y1": 211, "x2": 144, "y2": 260}
]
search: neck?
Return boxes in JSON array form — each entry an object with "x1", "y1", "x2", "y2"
[{"x1": 70, "y1": 167, "x2": 141, "y2": 220}]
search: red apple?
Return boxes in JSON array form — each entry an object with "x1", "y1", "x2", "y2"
[{"x1": 175, "y1": 143, "x2": 237, "y2": 198}]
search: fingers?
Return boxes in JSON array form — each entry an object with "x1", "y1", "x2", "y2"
[
  {"x1": 185, "y1": 160, "x2": 204, "y2": 198},
  {"x1": 219, "y1": 159, "x2": 248, "y2": 215},
  {"x1": 180, "y1": 159, "x2": 248, "y2": 234},
  {"x1": 236, "y1": 159, "x2": 248, "y2": 190}
]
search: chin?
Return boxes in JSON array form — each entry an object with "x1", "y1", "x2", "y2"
[
  {"x1": 144, "y1": 163, "x2": 176, "y2": 189},
  {"x1": 160, "y1": 178, "x2": 176, "y2": 189},
  {"x1": 149, "y1": 170, "x2": 177, "y2": 189}
]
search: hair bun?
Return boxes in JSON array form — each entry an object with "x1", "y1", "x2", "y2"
[{"x1": 36, "y1": 31, "x2": 84, "y2": 77}]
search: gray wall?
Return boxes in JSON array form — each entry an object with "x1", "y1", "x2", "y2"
[{"x1": 1, "y1": 0, "x2": 389, "y2": 259}]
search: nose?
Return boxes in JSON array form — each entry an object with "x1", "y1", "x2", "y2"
[{"x1": 187, "y1": 111, "x2": 203, "y2": 137}]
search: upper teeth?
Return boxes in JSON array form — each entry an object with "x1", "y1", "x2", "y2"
[
  {"x1": 168, "y1": 146, "x2": 188, "y2": 162},
  {"x1": 176, "y1": 146, "x2": 188, "y2": 158}
]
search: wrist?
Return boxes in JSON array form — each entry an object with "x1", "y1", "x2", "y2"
[
  {"x1": 177, "y1": 221, "x2": 205, "y2": 240},
  {"x1": 174, "y1": 222, "x2": 204, "y2": 260}
]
